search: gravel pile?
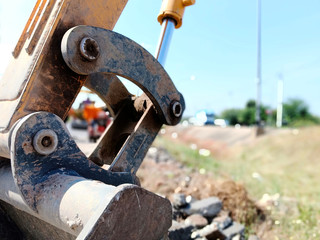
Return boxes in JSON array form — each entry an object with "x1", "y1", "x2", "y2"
[{"x1": 167, "y1": 193, "x2": 255, "y2": 240}]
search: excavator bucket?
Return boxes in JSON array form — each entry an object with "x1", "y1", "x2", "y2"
[{"x1": 0, "y1": 0, "x2": 185, "y2": 239}]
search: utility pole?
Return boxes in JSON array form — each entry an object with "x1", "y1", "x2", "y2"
[
  {"x1": 276, "y1": 74, "x2": 284, "y2": 128},
  {"x1": 256, "y1": 0, "x2": 261, "y2": 126},
  {"x1": 255, "y1": 0, "x2": 264, "y2": 136}
]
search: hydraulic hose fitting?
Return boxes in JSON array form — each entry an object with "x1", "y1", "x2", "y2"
[{"x1": 157, "y1": 0, "x2": 195, "y2": 29}]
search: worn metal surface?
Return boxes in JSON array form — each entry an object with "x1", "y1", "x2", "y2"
[
  {"x1": 62, "y1": 25, "x2": 185, "y2": 172},
  {"x1": 0, "y1": 0, "x2": 127, "y2": 133},
  {"x1": 87, "y1": 93, "x2": 161, "y2": 175},
  {"x1": 0, "y1": 163, "x2": 172, "y2": 239},
  {"x1": 61, "y1": 25, "x2": 185, "y2": 126},
  {"x1": 88, "y1": 98, "x2": 139, "y2": 166},
  {"x1": 0, "y1": 163, "x2": 116, "y2": 236},
  {"x1": 78, "y1": 184, "x2": 172, "y2": 240},
  {"x1": 10, "y1": 112, "x2": 138, "y2": 211},
  {"x1": 0, "y1": 165, "x2": 172, "y2": 239},
  {"x1": 84, "y1": 73, "x2": 133, "y2": 117},
  {"x1": 110, "y1": 105, "x2": 162, "y2": 174}
]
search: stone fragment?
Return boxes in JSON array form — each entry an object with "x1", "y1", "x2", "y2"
[
  {"x1": 172, "y1": 193, "x2": 187, "y2": 208},
  {"x1": 182, "y1": 197, "x2": 222, "y2": 218},
  {"x1": 231, "y1": 234, "x2": 241, "y2": 240},
  {"x1": 169, "y1": 220, "x2": 185, "y2": 231},
  {"x1": 222, "y1": 222, "x2": 245, "y2": 239},
  {"x1": 206, "y1": 230, "x2": 227, "y2": 240},
  {"x1": 191, "y1": 222, "x2": 227, "y2": 240},
  {"x1": 213, "y1": 215, "x2": 232, "y2": 230},
  {"x1": 185, "y1": 214, "x2": 208, "y2": 228},
  {"x1": 186, "y1": 195, "x2": 198, "y2": 204},
  {"x1": 172, "y1": 207, "x2": 184, "y2": 220},
  {"x1": 248, "y1": 235, "x2": 260, "y2": 240},
  {"x1": 168, "y1": 226, "x2": 194, "y2": 240}
]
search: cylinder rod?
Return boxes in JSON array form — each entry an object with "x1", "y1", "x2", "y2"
[{"x1": 155, "y1": 18, "x2": 175, "y2": 65}]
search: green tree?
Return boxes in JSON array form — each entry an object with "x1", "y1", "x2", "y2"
[
  {"x1": 240, "y1": 99, "x2": 268, "y2": 126},
  {"x1": 239, "y1": 107, "x2": 256, "y2": 125},
  {"x1": 220, "y1": 108, "x2": 241, "y2": 125},
  {"x1": 283, "y1": 99, "x2": 309, "y2": 122},
  {"x1": 246, "y1": 99, "x2": 256, "y2": 108},
  {"x1": 220, "y1": 100, "x2": 269, "y2": 126},
  {"x1": 283, "y1": 98, "x2": 319, "y2": 126},
  {"x1": 219, "y1": 98, "x2": 319, "y2": 127}
]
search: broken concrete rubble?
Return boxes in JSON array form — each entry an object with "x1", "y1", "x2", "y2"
[
  {"x1": 185, "y1": 214, "x2": 208, "y2": 228},
  {"x1": 222, "y1": 222, "x2": 245, "y2": 239},
  {"x1": 173, "y1": 193, "x2": 188, "y2": 208},
  {"x1": 180, "y1": 197, "x2": 223, "y2": 218},
  {"x1": 213, "y1": 214, "x2": 232, "y2": 230},
  {"x1": 168, "y1": 195, "x2": 246, "y2": 240}
]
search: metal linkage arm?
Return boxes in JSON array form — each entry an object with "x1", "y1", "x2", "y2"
[{"x1": 61, "y1": 25, "x2": 185, "y2": 126}]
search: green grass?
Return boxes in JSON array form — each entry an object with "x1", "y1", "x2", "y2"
[
  {"x1": 154, "y1": 127, "x2": 320, "y2": 239},
  {"x1": 154, "y1": 137, "x2": 221, "y2": 174}
]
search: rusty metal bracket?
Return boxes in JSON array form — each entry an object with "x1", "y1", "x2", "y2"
[
  {"x1": 109, "y1": 104, "x2": 162, "y2": 174},
  {"x1": 61, "y1": 25, "x2": 185, "y2": 126},
  {"x1": 10, "y1": 112, "x2": 138, "y2": 212},
  {"x1": 0, "y1": 0, "x2": 128, "y2": 134},
  {"x1": 84, "y1": 75, "x2": 163, "y2": 174}
]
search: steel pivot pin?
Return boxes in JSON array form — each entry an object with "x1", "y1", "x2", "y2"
[
  {"x1": 171, "y1": 101, "x2": 182, "y2": 118},
  {"x1": 33, "y1": 129, "x2": 58, "y2": 155}
]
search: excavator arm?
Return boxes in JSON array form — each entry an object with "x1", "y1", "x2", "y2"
[{"x1": 0, "y1": 0, "x2": 193, "y2": 239}]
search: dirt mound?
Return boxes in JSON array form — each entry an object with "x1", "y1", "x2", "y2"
[
  {"x1": 184, "y1": 178, "x2": 261, "y2": 225},
  {"x1": 138, "y1": 147, "x2": 262, "y2": 225}
]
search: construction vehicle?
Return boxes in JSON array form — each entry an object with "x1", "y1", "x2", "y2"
[
  {"x1": 87, "y1": 110, "x2": 111, "y2": 143},
  {"x1": 0, "y1": 0, "x2": 194, "y2": 239}
]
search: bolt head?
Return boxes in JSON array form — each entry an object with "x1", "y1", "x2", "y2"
[
  {"x1": 79, "y1": 37, "x2": 100, "y2": 61},
  {"x1": 33, "y1": 129, "x2": 58, "y2": 155}
]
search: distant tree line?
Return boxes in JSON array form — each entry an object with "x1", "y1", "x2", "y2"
[{"x1": 219, "y1": 98, "x2": 320, "y2": 127}]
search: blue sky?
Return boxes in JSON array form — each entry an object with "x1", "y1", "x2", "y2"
[{"x1": 1, "y1": 0, "x2": 320, "y2": 117}]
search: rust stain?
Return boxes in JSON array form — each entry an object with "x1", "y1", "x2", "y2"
[{"x1": 22, "y1": 141, "x2": 34, "y2": 155}]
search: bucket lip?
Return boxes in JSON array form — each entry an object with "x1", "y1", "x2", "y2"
[{"x1": 77, "y1": 184, "x2": 172, "y2": 240}]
